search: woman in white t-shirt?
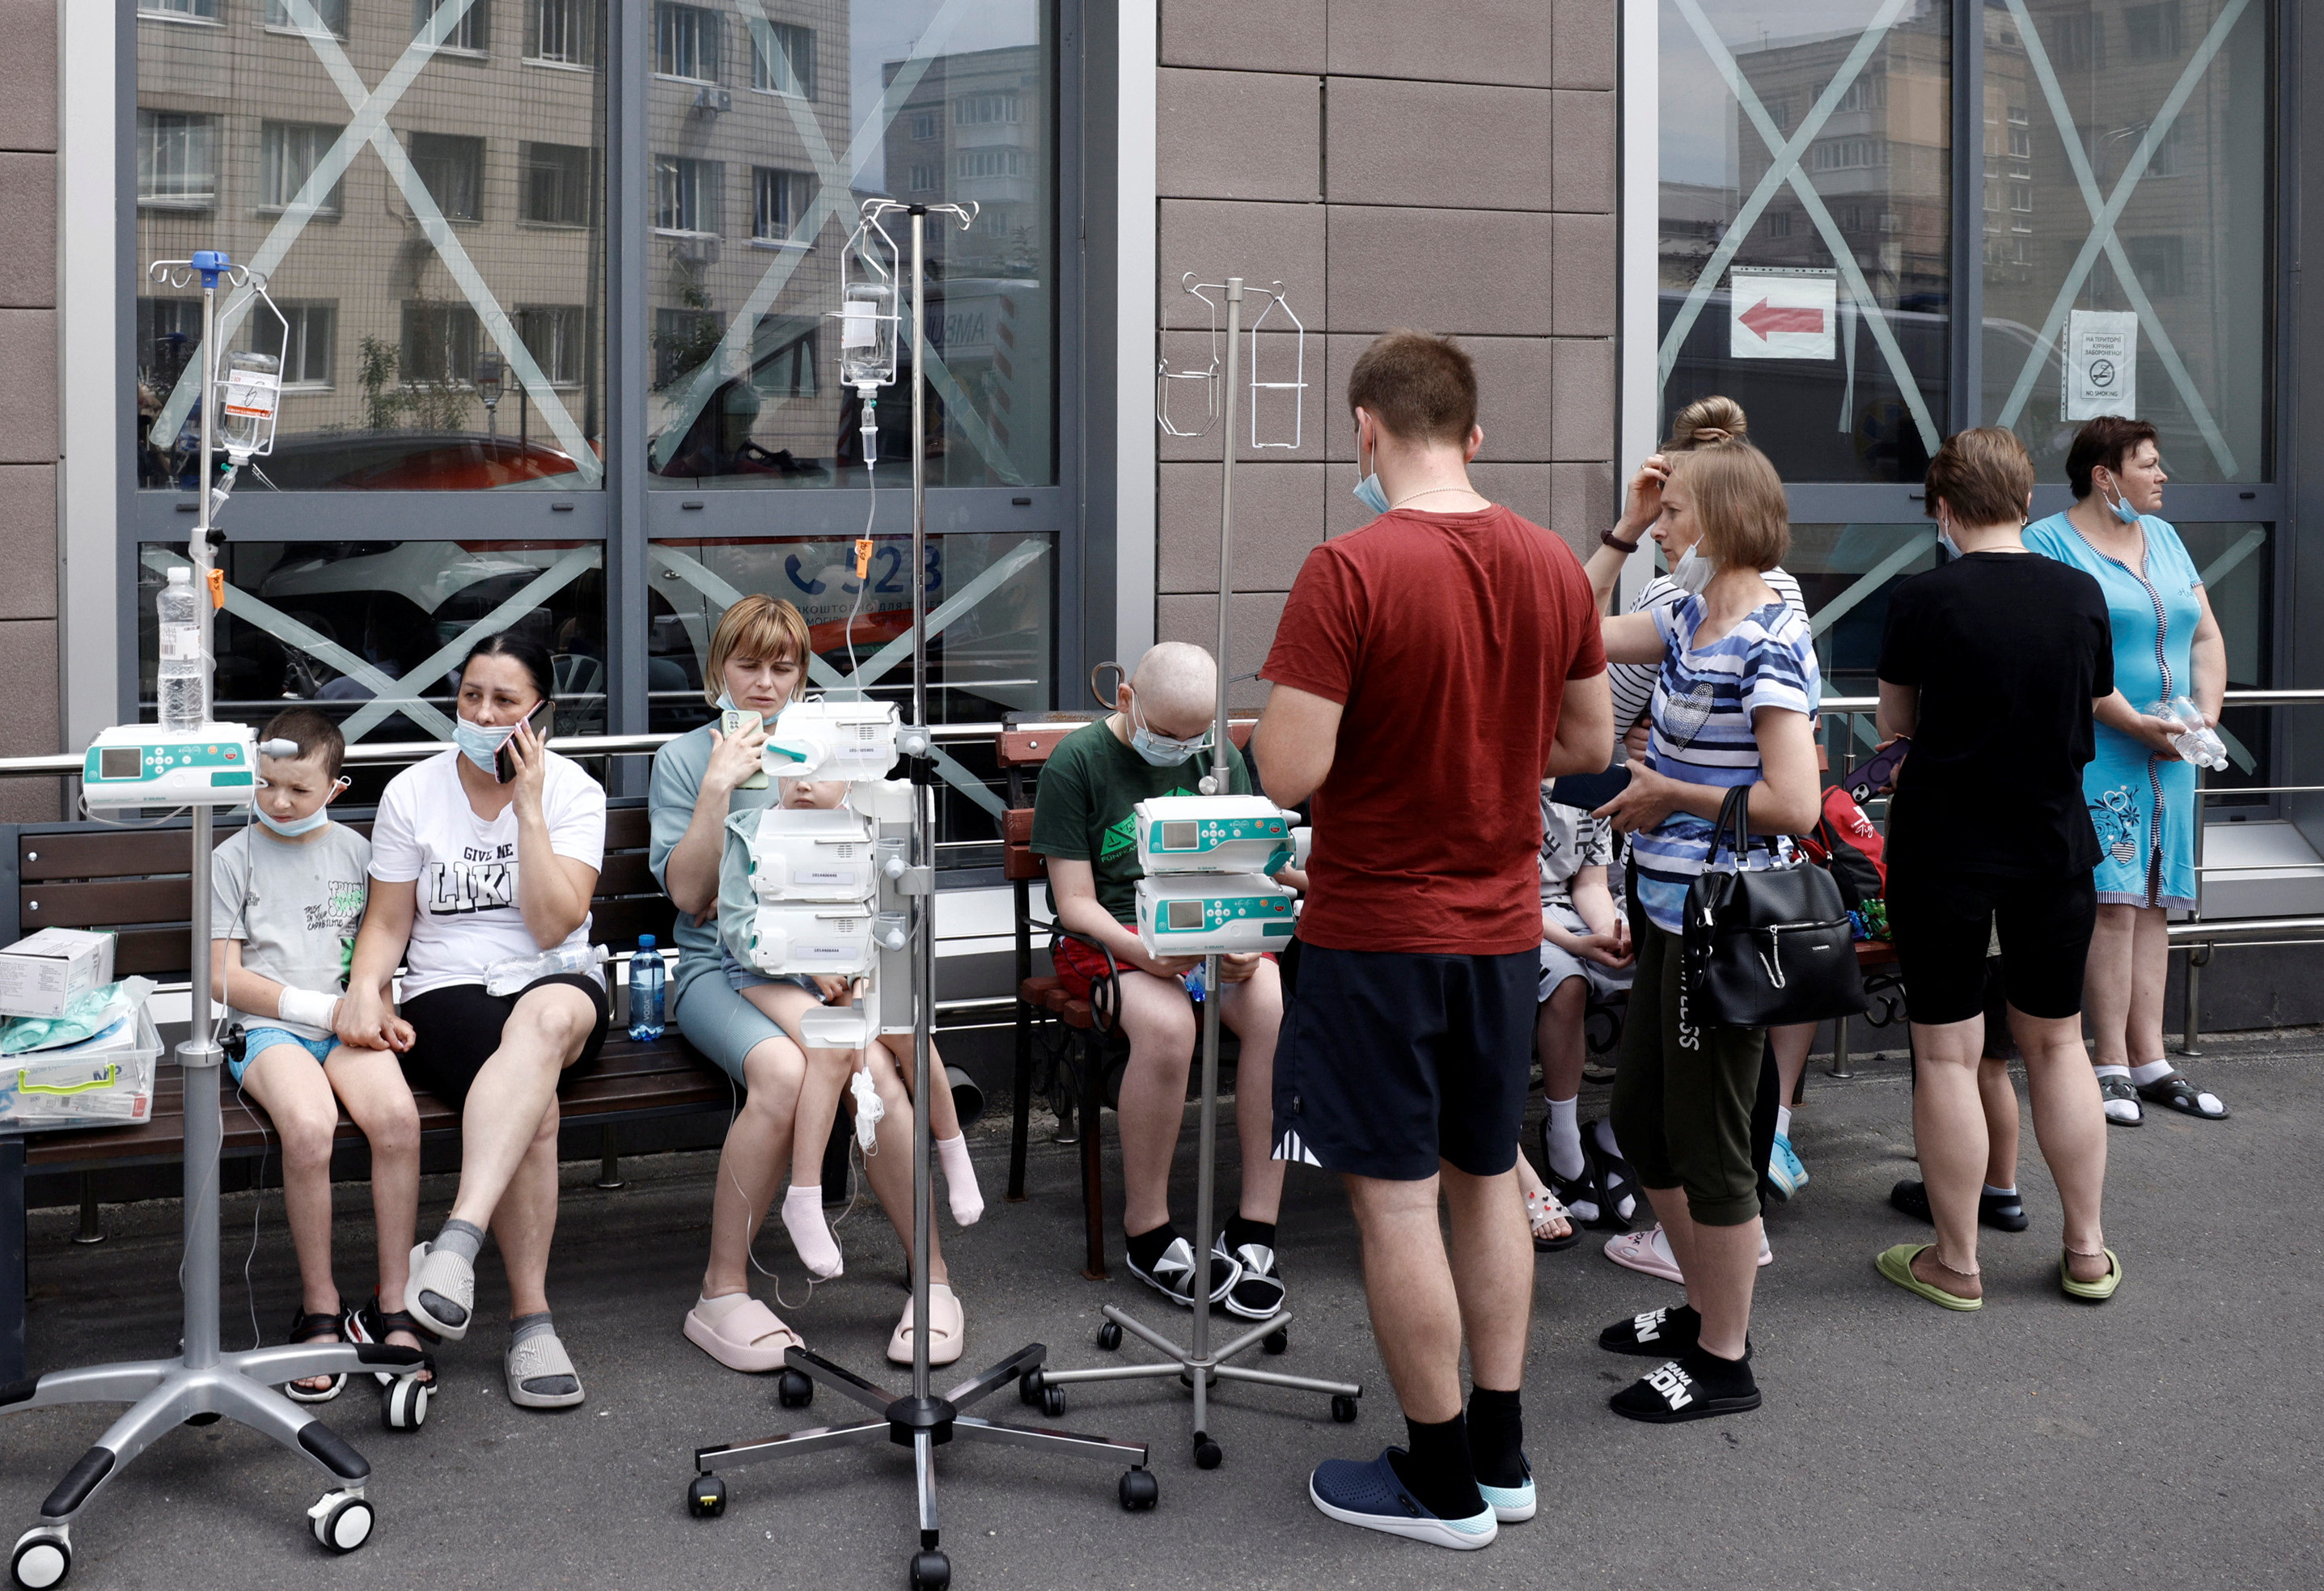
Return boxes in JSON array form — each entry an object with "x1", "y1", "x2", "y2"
[{"x1": 341, "y1": 633, "x2": 608, "y2": 1411}]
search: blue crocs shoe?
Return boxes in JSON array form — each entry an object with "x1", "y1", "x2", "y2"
[
  {"x1": 1477, "y1": 1456, "x2": 1535, "y2": 1523},
  {"x1": 1764, "y1": 1134, "x2": 1810, "y2": 1202},
  {"x1": 1308, "y1": 1448, "x2": 1498, "y2": 1551}
]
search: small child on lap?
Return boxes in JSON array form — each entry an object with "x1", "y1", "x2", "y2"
[
  {"x1": 725, "y1": 775, "x2": 982, "y2": 1279},
  {"x1": 211, "y1": 709, "x2": 427, "y2": 1400}
]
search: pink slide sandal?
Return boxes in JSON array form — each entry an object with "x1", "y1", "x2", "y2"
[{"x1": 684, "y1": 1295, "x2": 805, "y2": 1373}]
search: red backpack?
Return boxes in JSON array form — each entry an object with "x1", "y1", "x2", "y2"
[{"x1": 1798, "y1": 785, "x2": 1886, "y2": 911}]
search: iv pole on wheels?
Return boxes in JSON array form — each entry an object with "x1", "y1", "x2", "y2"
[
  {"x1": 1025, "y1": 277, "x2": 1360, "y2": 1468},
  {"x1": 0, "y1": 252, "x2": 425, "y2": 1591},
  {"x1": 684, "y1": 202, "x2": 1158, "y2": 1591}
]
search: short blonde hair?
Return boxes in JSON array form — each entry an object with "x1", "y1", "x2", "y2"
[
  {"x1": 703, "y1": 594, "x2": 812, "y2": 706},
  {"x1": 1670, "y1": 443, "x2": 1789, "y2": 572}
]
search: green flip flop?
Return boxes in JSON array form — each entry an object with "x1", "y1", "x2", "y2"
[
  {"x1": 2059, "y1": 1247, "x2": 2123, "y2": 1304},
  {"x1": 1876, "y1": 1243, "x2": 1983, "y2": 1311}
]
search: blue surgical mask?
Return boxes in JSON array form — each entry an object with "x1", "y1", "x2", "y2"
[
  {"x1": 1352, "y1": 420, "x2": 1391, "y2": 516},
  {"x1": 255, "y1": 802, "x2": 332, "y2": 837},
  {"x1": 716, "y1": 690, "x2": 739, "y2": 712},
  {"x1": 453, "y1": 713, "x2": 518, "y2": 775},
  {"x1": 1128, "y1": 700, "x2": 1211, "y2": 768},
  {"x1": 2102, "y1": 485, "x2": 2140, "y2": 525},
  {"x1": 1936, "y1": 523, "x2": 1961, "y2": 559},
  {"x1": 1670, "y1": 544, "x2": 1717, "y2": 596}
]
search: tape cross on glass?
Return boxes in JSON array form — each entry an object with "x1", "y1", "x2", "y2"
[
  {"x1": 648, "y1": 0, "x2": 1025, "y2": 487},
  {"x1": 150, "y1": 0, "x2": 604, "y2": 488},
  {"x1": 142, "y1": 544, "x2": 604, "y2": 745},
  {"x1": 1660, "y1": 0, "x2": 1941, "y2": 460},
  {"x1": 1993, "y1": 0, "x2": 2250, "y2": 476}
]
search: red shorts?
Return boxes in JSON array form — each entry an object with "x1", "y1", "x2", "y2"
[
  {"x1": 1049, "y1": 936, "x2": 1274, "y2": 1000},
  {"x1": 1051, "y1": 935, "x2": 1123, "y2": 1001}
]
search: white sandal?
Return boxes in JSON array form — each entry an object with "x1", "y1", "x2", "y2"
[{"x1": 887, "y1": 1284, "x2": 965, "y2": 1367}]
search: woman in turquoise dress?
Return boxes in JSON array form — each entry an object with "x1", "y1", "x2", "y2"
[{"x1": 2024, "y1": 417, "x2": 2230, "y2": 1127}]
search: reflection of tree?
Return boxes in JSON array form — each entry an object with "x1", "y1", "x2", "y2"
[
  {"x1": 652, "y1": 255, "x2": 724, "y2": 390},
  {"x1": 356, "y1": 334, "x2": 473, "y2": 434}
]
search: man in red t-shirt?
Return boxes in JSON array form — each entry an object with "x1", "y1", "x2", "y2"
[{"x1": 1256, "y1": 331, "x2": 1611, "y2": 1550}]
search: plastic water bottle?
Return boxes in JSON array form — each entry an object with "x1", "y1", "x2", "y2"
[
  {"x1": 2149, "y1": 696, "x2": 2229, "y2": 772},
  {"x1": 628, "y1": 934, "x2": 666, "y2": 1042},
  {"x1": 156, "y1": 567, "x2": 207, "y2": 731}
]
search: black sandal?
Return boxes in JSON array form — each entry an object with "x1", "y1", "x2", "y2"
[
  {"x1": 282, "y1": 1309, "x2": 349, "y2": 1405},
  {"x1": 346, "y1": 1297, "x2": 438, "y2": 1387},
  {"x1": 2135, "y1": 1072, "x2": 2228, "y2": 1120},
  {"x1": 1581, "y1": 1123, "x2": 1640, "y2": 1232}
]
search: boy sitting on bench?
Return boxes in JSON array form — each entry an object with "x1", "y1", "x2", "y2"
[
  {"x1": 210, "y1": 709, "x2": 428, "y2": 1402},
  {"x1": 1031, "y1": 643, "x2": 1289, "y2": 1318}
]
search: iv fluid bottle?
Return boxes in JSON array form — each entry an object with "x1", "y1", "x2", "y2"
[
  {"x1": 156, "y1": 566, "x2": 207, "y2": 731},
  {"x1": 628, "y1": 934, "x2": 666, "y2": 1042}
]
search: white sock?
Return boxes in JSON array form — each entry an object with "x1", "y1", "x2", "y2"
[
  {"x1": 695, "y1": 1291, "x2": 751, "y2": 1323},
  {"x1": 2128, "y1": 1059, "x2": 2176, "y2": 1085},
  {"x1": 1591, "y1": 1118, "x2": 1623, "y2": 1161},
  {"x1": 1776, "y1": 1105, "x2": 1793, "y2": 1140},
  {"x1": 1983, "y1": 1183, "x2": 2017, "y2": 1200},
  {"x1": 2093, "y1": 1064, "x2": 2131, "y2": 1080},
  {"x1": 782, "y1": 1184, "x2": 842, "y2": 1277},
  {"x1": 1543, "y1": 1097, "x2": 1584, "y2": 1182},
  {"x1": 935, "y1": 1134, "x2": 984, "y2": 1226}
]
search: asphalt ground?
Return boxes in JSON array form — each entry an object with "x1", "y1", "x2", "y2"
[{"x1": 2, "y1": 1030, "x2": 2316, "y2": 1590}]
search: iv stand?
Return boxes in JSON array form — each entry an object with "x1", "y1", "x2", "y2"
[
  {"x1": 2, "y1": 252, "x2": 425, "y2": 1590},
  {"x1": 1028, "y1": 277, "x2": 1360, "y2": 1466},
  {"x1": 686, "y1": 204, "x2": 1158, "y2": 1591}
]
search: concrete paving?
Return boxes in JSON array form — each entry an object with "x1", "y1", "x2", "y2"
[{"x1": 2, "y1": 1032, "x2": 2317, "y2": 1590}]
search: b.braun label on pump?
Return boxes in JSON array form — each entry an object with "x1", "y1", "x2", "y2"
[
  {"x1": 1132, "y1": 794, "x2": 1295, "y2": 876},
  {"x1": 1134, "y1": 874, "x2": 1297, "y2": 957}
]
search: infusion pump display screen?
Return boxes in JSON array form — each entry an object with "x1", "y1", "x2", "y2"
[
  {"x1": 1160, "y1": 821, "x2": 1200, "y2": 851},
  {"x1": 1164, "y1": 899, "x2": 1207, "y2": 929},
  {"x1": 99, "y1": 747, "x2": 143, "y2": 780}
]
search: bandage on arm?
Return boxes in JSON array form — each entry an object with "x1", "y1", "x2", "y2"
[{"x1": 276, "y1": 985, "x2": 342, "y2": 1032}]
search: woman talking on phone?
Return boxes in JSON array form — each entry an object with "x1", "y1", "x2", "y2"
[{"x1": 339, "y1": 632, "x2": 611, "y2": 1411}]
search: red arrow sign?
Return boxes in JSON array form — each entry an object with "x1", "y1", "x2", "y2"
[{"x1": 1739, "y1": 298, "x2": 1828, "y2": 339}]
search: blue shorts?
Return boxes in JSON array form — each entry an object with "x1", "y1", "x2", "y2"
[{"x1": 231, "y1": 1026, "x2": 336, "y2": 1085}]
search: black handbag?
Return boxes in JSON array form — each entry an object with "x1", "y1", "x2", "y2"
[{"x1": 1682, "y1": 787, "x2": 1869, "y2": 1030}]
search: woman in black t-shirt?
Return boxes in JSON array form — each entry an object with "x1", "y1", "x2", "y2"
[{"x1": 1873, "y1": 428, "x2": 2123, "y2": 1310}]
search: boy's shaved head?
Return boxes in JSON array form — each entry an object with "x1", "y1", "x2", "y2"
[{"x1": 1130, "y1": 642, "x2": 1217, "y2": 722}]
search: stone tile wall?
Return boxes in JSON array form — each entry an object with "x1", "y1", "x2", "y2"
[
  {"x1": 1154, "y1": 0, "x2": 1619, "y2": 705},
  {"x1": 0, "y1": 0, "x2": 58, "y2": 820}
]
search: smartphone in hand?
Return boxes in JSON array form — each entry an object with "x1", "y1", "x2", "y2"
[
  {"x1": 720, "y1": 708, "x2": 769, "y2": 789},
  {"x1": 495, "y1": 700, "x2": 556, "y2": 784}
]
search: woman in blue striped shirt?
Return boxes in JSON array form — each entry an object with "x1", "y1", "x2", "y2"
[{"x1": 1585, "y1": 441, "x2": 1823, "y2": 1425}]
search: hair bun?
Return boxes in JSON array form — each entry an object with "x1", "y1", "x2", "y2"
[{"x1": 1664, "y1": 395, "x2": 1749, "y2": 452}]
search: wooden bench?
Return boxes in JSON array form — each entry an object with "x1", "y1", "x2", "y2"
[{"x1": 0, "y1": 798, "x2": 721, "y2": 1382}]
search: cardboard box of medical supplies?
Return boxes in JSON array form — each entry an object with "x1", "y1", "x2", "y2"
[
  {"x1": 0, "y1": 929, "x2": 117, "y2": 1019},
  {"x1": 0, "y1": 1005, "x2": 160, "y2": 1130}
]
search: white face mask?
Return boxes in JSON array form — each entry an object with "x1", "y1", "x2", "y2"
[{"x1": 1670, "y1": 544, "x2": 1717, "y2": 596}]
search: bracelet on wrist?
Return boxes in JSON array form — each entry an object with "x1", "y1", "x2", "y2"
[{"x1": 1600, "y1": 526, "x2": 1642, "y2": 553}]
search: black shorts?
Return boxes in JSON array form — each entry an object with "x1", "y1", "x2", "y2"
[
  {"x1": 1270, "y1": 942, "x2": 1535, "y2": 1182},
  {"x1": 399, "y1": 972, "x2": 611, "y2": 1110},
  {"x1": 1887, "y1": 868, "x2": 2096, "y2": 1026}
]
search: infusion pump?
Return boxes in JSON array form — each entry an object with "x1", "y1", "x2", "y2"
[{"x1": 83, "y1": 725, "x2": 259, "y2": 811}]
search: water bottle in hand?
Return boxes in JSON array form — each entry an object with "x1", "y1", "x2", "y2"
[
  {"x1": 2149, "y1": 696, "x2": 2228, "y2": 771},
  {"x1": 628, "y1": 934, "x2": 666, "y2": 1041}
]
